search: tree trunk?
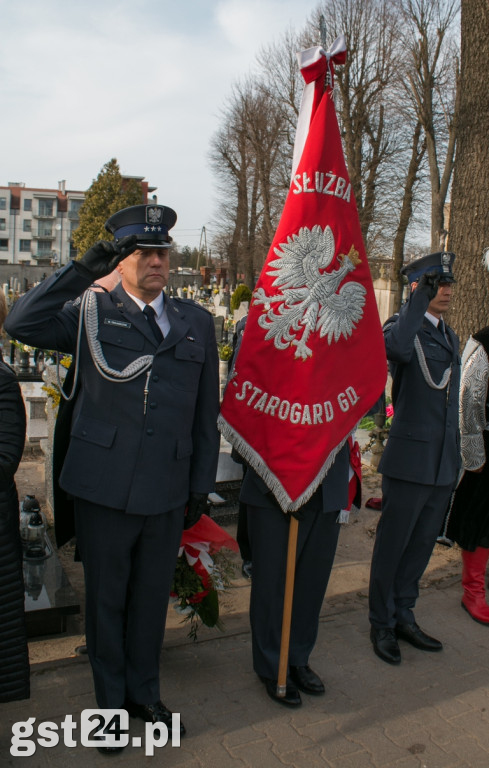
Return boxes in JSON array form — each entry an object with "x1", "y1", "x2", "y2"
[
  {"x1": 244, "y1": 172, "x2": 259, "y2": 288},
  {"x1": 391, "y1": 121, "x2": 425, "y2": 310},
  {"x1": 446, "y1": 0, "x2": 489, "y2": 345}
]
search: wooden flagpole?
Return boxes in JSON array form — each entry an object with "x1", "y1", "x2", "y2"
[
  {"x1": 277, "y1": 15, "x2": 326, "y2": 698},
  {"x1": 276, "y1": 515, "x2": 299, "y2": 696}
]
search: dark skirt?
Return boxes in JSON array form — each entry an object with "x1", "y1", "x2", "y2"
[{"x1": 447, "y1": 431, "x2": 489, "y2": 551}]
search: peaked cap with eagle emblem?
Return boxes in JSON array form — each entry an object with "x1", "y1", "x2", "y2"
[
  {"x1": 105, "y1": 204, "x2": 177, "y2": 249},
  {"x1": 401, "y1": 251, "x2": 456, "y2": 284}
]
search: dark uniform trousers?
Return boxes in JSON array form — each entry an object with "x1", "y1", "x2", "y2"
[
  {"x1": 242, "y1": 444, "x2": 349, "y2": 680},
  {"x1": 75, "y1": 500, "x2": 185, "y2": 708},
  {"x1": 248, "y1": 504, "x2": 340, "y2": 679},
  {"x1": 368, "y1": 477, "x2": 453, "y2": 629}
]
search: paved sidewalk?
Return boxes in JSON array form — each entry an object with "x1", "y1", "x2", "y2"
[{"x1": 2, "y1": 576, "x2": 489, "y2": 767}]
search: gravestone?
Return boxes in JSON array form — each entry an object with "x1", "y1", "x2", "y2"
[
  {"x1": 215, "y1": 306, "x2": 229, "y2": 319},
  {"x1": 233, "y1": 302, "x2": 249, "y2": 324},
  {"x1": 373, "y1": 276, "x2": 398, "y2": 325},
  {"x1": 213, "y1": 316, "x2": 225, "y2": 343},
  {"x1": 19, "y1": 381, "x2": 48, "y2": 451},
  {"x1": 23, "y1": 534, "x2": 80, "y2": 636}
]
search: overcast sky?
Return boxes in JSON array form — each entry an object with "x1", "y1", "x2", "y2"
[{"x1": 1, "y1": 0, "x2": 322, "y2": 249}]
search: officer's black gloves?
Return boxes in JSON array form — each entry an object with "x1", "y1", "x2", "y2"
[
  {"x1": 416, "y1": 271, "x2": 440, "y2": 301},
  {"x1": 183, "y1": 492, "x2": 208, "y2": 530},
  {"x1": 72, "y1": 234, "x2": 138, "y2": 280}
]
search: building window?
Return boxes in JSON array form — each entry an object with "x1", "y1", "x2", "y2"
[
  {"x1": 38, "y1": 221, "x2": 52, "y2": 237},
  {"x1": 0, "y1": 199, "x2": 6, "y2": 210},
  {"x1": 19, "y1": 240, "x2": 31, "y2": 252},
  {"x1": 0, "y1": 239, "x2": 8, "y2": 250},
  {"x1": 24, "y1": 199, "x2": 32, "y2": 211},
  {"x1": 38, "y1": 199, "x2": 54, "y2": 216},
  {"x1": 23, "y1": 220, "x2": 31, "y2": 232},
  {"x1": 70, "y1": 200, "x2": 83, "y2": 215},
  {"x1": 0, "y1": 219, "x2": 5, "y2": 231},
  {"x1": 38, "y1": 240, "x2": 52, "y2": 254}
]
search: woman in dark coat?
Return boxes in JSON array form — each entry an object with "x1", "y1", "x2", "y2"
[
  {"x1": 447, "y1": 326, "x2": 489, "y2": 625},
  {"x1": 0, "y1": 288, "x2": 29, "y2": 701}
]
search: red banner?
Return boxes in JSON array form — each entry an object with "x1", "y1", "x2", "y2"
[{"x1": 218, "y1": 40, "x2": 387, "y2": 511}]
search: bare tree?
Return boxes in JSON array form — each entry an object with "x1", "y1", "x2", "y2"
[
  {"x1": 390, "y1": 118, "x2": 427, "y2": 307},
  {"x1": 306, "y1": 0, "x2": 400, "y2": 247},
  {"x1": 210, "y1": 79, "x2": 290, "y2": 286},
  {"x1": 446, "y1": 0, "x2": 489, "y2": 342},
  {"x1": 209, "y1": 88, "x2": 252, "y2": 285},
  {"x1": 256, "y1": 27, "x2": 307, "y2": 195},
  {"x1": 242, "y1": 88, "x2": 286, "y2": 258},
  {"x1": 209, "y1": 0, "x2": 459, "y2": 291},
  {"x1": 396, "y1": 0, "x2": 460, "y2": 251}
]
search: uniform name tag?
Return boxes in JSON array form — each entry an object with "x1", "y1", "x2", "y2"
[{"x1": 104, "y1": 318, "x2": 132, "y2": 329}]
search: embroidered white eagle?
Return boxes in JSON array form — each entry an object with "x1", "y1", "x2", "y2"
[{"x1": 253, "y1": 225, "x2": 366, "y2": 360}]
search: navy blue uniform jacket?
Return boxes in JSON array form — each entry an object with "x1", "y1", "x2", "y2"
[
  {"x1": 378, "y1": 287, "x2": 461, "y2": 486},
  {"x1": 5, "y1": 263, "x2": 220, "y2": 515}
]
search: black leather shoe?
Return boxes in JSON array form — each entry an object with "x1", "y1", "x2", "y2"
[
  {"x1": 125, "y1": 699, "x2": 186, "y2": 736},
  {"x1": 289, "y1": 665, "x2": 325, "y2": 695},
  {"x1": 370, "y1": 627, "x2": 401, "y2": 665},
  {"x1": 259, "y1": 676, "x2": 302, "y2": 707},
  {"x1": 395, "y1": 622, "x2": 443, "y2": 651}
]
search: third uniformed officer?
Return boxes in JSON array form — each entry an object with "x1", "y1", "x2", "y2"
[{"x1": 368, "y1": 251, "x2": 460, "y2": 664}]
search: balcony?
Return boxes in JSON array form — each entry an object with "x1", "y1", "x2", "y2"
[
  {"x1": 33, "y1": 213, "x2": 55, "y2": 220},
  {"x1": 33, "y1": 251, "x2": 55, "y2": 262},
  {"x1": 32, "y1": 231, "x2": 54, "y2": 239}
]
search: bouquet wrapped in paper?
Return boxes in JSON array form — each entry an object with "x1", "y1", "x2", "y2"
[{"x1": 171, "y1": 514, "x2": 239, "y2": 639}]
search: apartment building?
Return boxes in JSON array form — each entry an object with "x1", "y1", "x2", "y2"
[{"x1": 0, "y1": 177, "x2": 156, "y2": 268}]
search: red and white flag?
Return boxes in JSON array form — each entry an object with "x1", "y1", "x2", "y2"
[{"x1": 218, "y1": 37, "x2": 387, "y2": 512}]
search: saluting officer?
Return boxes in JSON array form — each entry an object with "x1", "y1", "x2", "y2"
[
  {"x1": 368, "y1": 251, "x2": 460, "y2": 665},
  {"x1": 5, "y1": 204, "x2": 220, "y2": 751}
]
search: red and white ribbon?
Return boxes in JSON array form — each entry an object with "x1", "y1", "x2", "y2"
[
  {"x1": 179, "y1": 541, "x2": 214, "y2": 575},
  {"x1": 292, "y1": 34, "x2": 347, "y2": 179}
]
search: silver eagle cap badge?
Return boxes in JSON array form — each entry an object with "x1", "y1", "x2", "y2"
[{"x1": 146, "y1": 207, "x2": 163, "y2": 225}]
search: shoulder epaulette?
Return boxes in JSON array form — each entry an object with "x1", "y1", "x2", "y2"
[{"x1": 171, "y1": 296, "x2": 211, "y2": 313}]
